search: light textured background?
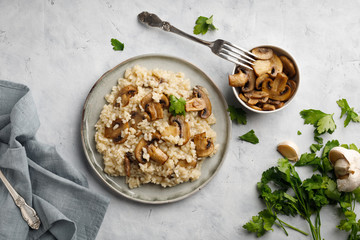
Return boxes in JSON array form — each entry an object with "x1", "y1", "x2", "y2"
[{"x1": 1, "y1": 0, "x2": 360, "y2": 239}]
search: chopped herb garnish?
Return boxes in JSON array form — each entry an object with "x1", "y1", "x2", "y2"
[
  {"x1": 239, "y1": 130, "x2": 259, "y2": 144},
  {"x1": 193, "y1": 15, "x2": 217, "y2": 35},
  {"x1": 337, "y1": 98, "x2": 360, "y2": 127},
  {"x1": 168, "y1": 95, "x2": 186, "y2": 116},
  {"x1": 111, "y1": 38, "x2": 124, "y2": 51},
  {"x1": 227, "y1": 105, "x2": 247, "y2": 124}
]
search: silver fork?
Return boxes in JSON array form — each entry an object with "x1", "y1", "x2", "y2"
[
  {"x1": 138, "y1": 11, "x2": 256, "y2": 70},
  {"x1": 0, "y1": 169, "x2": 41, "y2": 230}
]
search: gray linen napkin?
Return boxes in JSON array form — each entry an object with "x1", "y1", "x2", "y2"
[{"x1": 0, "y1": 80, "x2": 110, "y2": 240}]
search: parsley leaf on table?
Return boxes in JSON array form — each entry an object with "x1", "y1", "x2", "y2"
[
  {"x1": 193, "y1": 15, "x2": 217, "y2": 35},
  {"x1": 227, "y1": 105, "x2": 247, "y2": 124},
  {"x1": 111, "y1": 38, "x2": 124, "y2": 51},
  {"x1": 337, "y1": 98, "x2": 360, "y2": 127},
  {"x1": 239, "y1": 129, "x2": 259, "y2": 144},
  {"x1": 168, "y1": 95, "x2": 186, "y2": 116},
  {"x1": 300, "y1": 109, "x2": 336, "y2": 135}
]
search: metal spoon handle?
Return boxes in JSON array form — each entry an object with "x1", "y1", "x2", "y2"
[
  {"x1": 0, "y1": 169, "x2": 41, "y2": 230},
  {"x1": 137, "y1": 11, "x2": 211, "y2": 47}
]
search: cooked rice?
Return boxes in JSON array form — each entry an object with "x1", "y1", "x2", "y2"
[{"x1": 95, "y1": 65, "x2": 217, "y2": 188}]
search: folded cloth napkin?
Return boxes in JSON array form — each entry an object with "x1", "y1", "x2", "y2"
[{"x1": 0, "y1": 80, "x2": 110, "y2": 240}]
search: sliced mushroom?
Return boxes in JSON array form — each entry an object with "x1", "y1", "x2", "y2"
[
  {"x1": 185, "y1": 98, "x2": 206, "y2": 112},
  {"x1": 238, "y1": 93, "x2": 248, "y2": 103},
  {"x1": 145, "y1": 102, "x2": 163, "y2": 121},
  {"x1": 147, "y1": 144, "x2": 168, "y2": 164},
  {"x1": 262, "y1": 73, "x2": 292, "y2": 101},
  {"x1": 280, "y1": 56, "x2": 296, "y2": 78},
  {"x1": 130, "y1": 110, "x2": 147, "y2": 130},
  {"x1": 228, "y1": 70, "x2": 249, "y2": 87},
  {"x1": 244, "y1": 91, "x2": 269, "y2": 99},
  {"x1": 159, "y1": 94, "x2": 169, "y2": 108},
  {"x1": 194, "y1": 132, "x2": 214, "y2": 157},
  {"x1": 178, "y1": 159, "x2": 197, "y2": 168},
  {"x1": 134, "y1": 138, "x2": 148, "y2": 164},
  {"x1": 247, "y1": 98, "x2": 259, "y2": 105},
  {"x1": 104, "y1": 119, "x2": 129, "y2": 144},
  {"x1": 193, "y1": 86, "x2": 212, "y2": 119},
  {"x1": 287, "y1": 80, "x2": 297, "y2": 94},
  {"x1": 255, "y1": 74, "x2": 270, "y2": 90},
  {"x1": 262, "y1": 104, "x2": 275, "y2": 111},
  {"x1": 252, "y1": 59, "x2": 272, "y2": 77},
  {"x1": 169, "y1": 115, "x2": 190, "y2": 145},
  {"x1": 116, "y1": 85, "x2": 138, "y2": 107},
  {"x1": 251, "y1": 47, "x2": 274, "y2": 60},
  {"x1": 241, "y1": 69, "x2": 256, "y2": 93},
  {"x1": 269, "y1": 54, "x2": 283, "y2": 78},
  {"x1": 140, "y1": 92, "x2": 153, "y2": 110}
]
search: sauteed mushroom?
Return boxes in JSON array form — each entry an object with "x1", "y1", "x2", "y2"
[
  {"x1": 194, "y1": 132, "x2": 214, "y2": 157},
  {"x1": 193, "y1": 86, "x2": 212, "y2": 119},
  {"x1": 104, "y1": 119, "x2": 129, "y2": 144},
  {"x1": 115, "y1": 85, "x2": 138, "y2": 107}
]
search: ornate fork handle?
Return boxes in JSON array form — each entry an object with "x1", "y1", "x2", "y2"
[
  {"x1": 138, "y1": 11, "x2": 212, "y2": 47},
  {"x1": 0, "y1": 169, "x2": 41, "y2": 230}
]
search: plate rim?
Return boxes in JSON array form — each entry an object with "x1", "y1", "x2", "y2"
[{"x1": 80, "y1": 53, "x2": 232, "y2": 204}]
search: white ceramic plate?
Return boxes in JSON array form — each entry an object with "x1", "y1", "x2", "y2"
[{"x1": 81, "y1": 54, "x2": 231, "y2": 204}]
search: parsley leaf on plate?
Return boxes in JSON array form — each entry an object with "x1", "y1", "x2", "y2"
[
  {"x1": 239, "y1": 129, "x2": 259, "y2": 144},
  {"x1": 169, "y1": 95, "x2": 186, "y2": 116},
  {"x1": 300, "y1": 109, "x2": 336, "y2": 134},
  {"x1": 337, "y1": 98, "x2": 360, "y2": 127},
  {"x1": 111, "y1": 38, "x2": 124, "y2": 51},
  {"x1": 193, "y1": 15, "x2": 217, "y2": 35},
  {"x1": 227, "y1": 105, "x2": 247, "y2": 124}
]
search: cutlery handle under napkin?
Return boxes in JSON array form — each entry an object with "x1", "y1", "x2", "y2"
[{"x1": 0, "y1": 169, "x2": 41, "y2": 230}]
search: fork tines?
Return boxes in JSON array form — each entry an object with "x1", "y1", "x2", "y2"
[{"x1": 219, "y1": 41, "x2": 257, "y2": 70}]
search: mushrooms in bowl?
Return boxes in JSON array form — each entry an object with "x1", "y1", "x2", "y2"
[{"x1": 229, "y1": 46, "x2": 299, "y2": 113}]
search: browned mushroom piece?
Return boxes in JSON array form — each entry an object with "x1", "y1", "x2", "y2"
[
  {"x1": 255, "y1": 73, "x2": 270, "y2": 90},
  {"x1": 169, "y1": 115, "x2": 190, "y2": 145},
  {"x1": 124, "y1": 154, "x2": 131, "y2": 177},
  {"x1": 262, "y1": 103, "x2": 276, "y2": 111},
  {"x1": 151, "y1": 131, "x2": 162, "y2": 142},
  {"x1": 244, "y1": 91, "x2": 269, "y2": 99},
  {"x1": 140, "y1": 92, "x2": 153, "y2": 110},
  {"x1": 241, "y1": 69, "x2": 256, "y2": 93},
  {"x1": 115, "y1": 85, "x2": 138, "y2": 107},
  {"x1": 104, "y1": 119, "x2": 129, "y2": 144},
  {"x1": 194, "y1": 132, "x2": 214, "y2": 157},
  {"x1": 269, "y1": 54, "x2": 283, "y2": 78},
  {"x1": 280, "y1": 55, "x2": 296, "y2": 78},
  {"x1": 159, "y1": 94, "x2": 169, "y2": 108},
  {"x1": 238, "y1": 93, "x2": 248, "y2": 103},
  {"x1": 178, "y1": 159, "x2": 197, "y2": 168},
  {"x1": 147, "y1": 144, "x2": 168, "y2": 164},
  {"x1": 129, "y1": 110, "x2": 147, "y2": 136},
  {"x1": 134, "y1": 138, "x2": 148, "y2": 164},
  {"x1": 228, "y1": 70, "x2": 249, "y2": 87},
  {"x1": 251, "y1": 47, "x2": 274, "y2": 60},
  {"x1": 193, "y1": 86, "x2": 212, "y2": 119},
  {"x1": 185, "y1": 98, "x2": 206, "y2": 112},
  {"x1": 262, "y1": 72, "x2": 292, "y2": 101}
]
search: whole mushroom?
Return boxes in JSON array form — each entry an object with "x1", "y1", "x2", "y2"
[{"x1": 329, "y1": 147, "x2": 360, "y2": 192}]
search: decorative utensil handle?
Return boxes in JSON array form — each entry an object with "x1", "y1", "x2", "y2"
[
  {"x1": 0, "y1": 170, "x2": 41, "y2": 230},
  {"x1": 137, "y1": 11, "x2": 211, "y2": 47}
]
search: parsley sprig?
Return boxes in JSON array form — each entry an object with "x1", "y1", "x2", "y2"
[
  {"x1": 337, "y1": 98, "x2": 360, "y2": 127},
  {"x1": 111, "y1": 38, "x2": 124, "y2": 51},
  {"x1": 193, "y1": 15, "x2": 217, "y2": 35},
  {"x1": 168, "y1": 95, "x2": 186, "y2": 116}
]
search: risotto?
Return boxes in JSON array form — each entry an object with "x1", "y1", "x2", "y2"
[{"x1": 95, "y1": 65, "x2": 218, "y2": 188}]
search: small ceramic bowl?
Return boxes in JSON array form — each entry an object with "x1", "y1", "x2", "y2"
[{"x1": 231, "y1": 45, "x2": 300, "y2": 113}]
